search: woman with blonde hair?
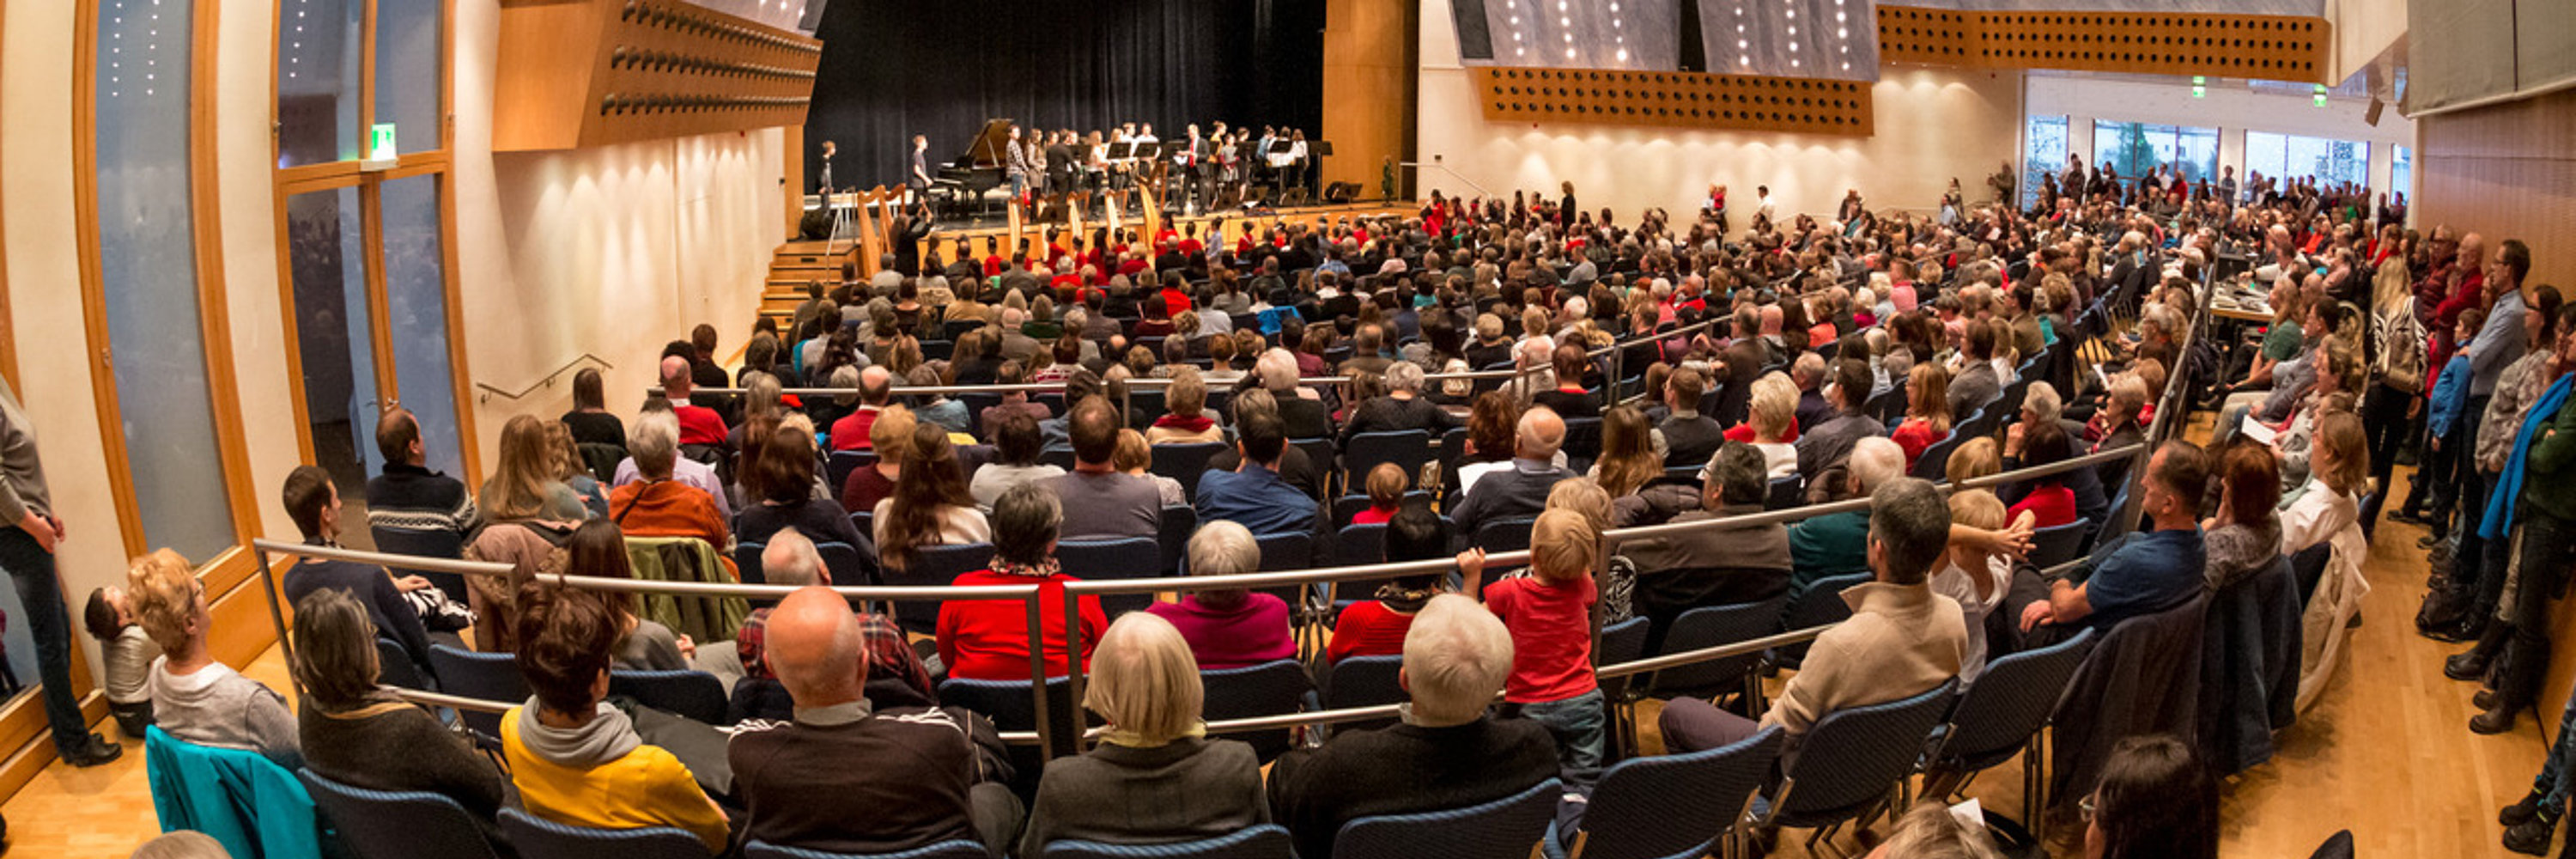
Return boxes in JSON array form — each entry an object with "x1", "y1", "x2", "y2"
[
  {"x1": 1731, "y1": 372, "x2": 1801, "y2": 478},
  {"x1": 1587, "y1": 405, "x2": 1662, "y2": 497},
  {"x1": 1115, "y1": 429, "x2": 1188, "y2": 507},
  {"x1": 2285, "y1": 409, "x2": 2369, "y2": 712},
  {"x1": 131, "y1": 549, "x2": 300, "y2": 765},
  {"x1": 1891, "y1": 362, "x2": 1954, "y2": 473},
  {"x1": 1147, "y1": 367, "x2": 1224, "y2": 445},
  {"x1": 544, "y1": 419, "x2": 609, "y2": 517},
  {"x1": 1017, "y1": 612, "x2": 1267, "y2": 856},
  {"x1": 482, "y1": 414, "x2": 587, "y2": 522}
]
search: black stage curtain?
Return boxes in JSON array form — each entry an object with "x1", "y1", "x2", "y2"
[{"x1": 804, "y1": 0, "x2": 1324, "y2": 194}]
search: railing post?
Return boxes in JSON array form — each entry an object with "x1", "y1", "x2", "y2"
[
  {"x1": 1025, "y1": 591, "x2": 1057, "y2": 761},
  {"x1": 1061, "y1": 583, "x2": 1091, "y2": 753}
]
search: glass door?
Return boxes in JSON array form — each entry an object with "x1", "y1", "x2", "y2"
[{"x1": 285, "y1": 186, "x2": 386, "y2": 536}]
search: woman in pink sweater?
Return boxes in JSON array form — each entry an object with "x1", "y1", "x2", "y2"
[{"x1": 1148, "y1": 521, "x2": 1294, "y2": 669}]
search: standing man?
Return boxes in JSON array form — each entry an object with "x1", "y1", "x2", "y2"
[
  {"x1": 0, "y1": 377, "x2": 125, "y2": 766},
  {"x1": 817, "y1": 140, "x2": 838, "y2": 196},
  {"x1": 1005, "y1": 125, "x2": 1033, "y2": 209}
]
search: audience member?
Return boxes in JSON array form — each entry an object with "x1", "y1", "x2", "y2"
[
  {"x1": 1658, "y1": 366, "x2": 1725, "y2": 470},
  {"x1": 1617, "y1": 442, "x2": 1794, "y2": 646},
  {"x1": 483, "y1": 415, "x2": 590, "y2": 522},
  {"x1": 829, "y1": 366, "x2": 896, "y2": 452},
  {"x1": 732, "y1": 531, "x2": 937, "y2": 716},
  {"x1": 1149, "y1": 521, "x2": 1295, "y2": 668},
  {"x1": 606, "y1": 410, "x2": 732, "y2": 553},
  {"x1": 2201, "y1": 441, "x2": 2285, "y2": 590},
  {"x1": 937, "y1": 484, "x2": 1108, "y2": 680},
  {"x1": 1936, "y1": 490, "x2": 2015, "y2": 684},
  {"x1": 2003, "y1": 419, "x2": 2081, "y2": 529},
  {"x1": 131, "y1": 549, "x2": 299, "y2": 767},
  {"x1": 614, "y1": 400, "x2": 733, "y2": 523},
  {"x1": 502, "y1": 585, "x2": 728, "y2": 853},
  {"x1": 1194, "y1": 411, "x2": 1318, "y2": 535},
  {"x1": 290, "y1": 588, "x2": 506, "y2": 851},
  {"x1": 839, "y1": 405, "x2": 915, "y2": 515},
  {"x1": 875, "y1": 422, "x2": 993, "y2": 570},
  {"x1": 1048, "y1": 399, "x2": 1165, "y2": 539},
  {"x1": 1792, "y1": 359, "x2": 1888, "y2": 476},
  {"x1": 1789, "y1": 436, "x2": 1906, "y2": 588},
  {"x1": 1115, "y1": 428, "x2": 1191, "y2": 507},
  {"x1": 561, "y1": 521, "x2": 696, "y2": 671},
  {"x1": 1147, "y1": 367, "x2": 1226, "y2": 445},
  {"x1": 83, "y1": 586, "x2": 159, "y2": 738},
  {"x1": 1733, "y1": 373, "x2": 1801, "y2": 478},
  {"x1": 1450, "y1": 406, "x2": 1574, "y2": 533},
  {"x1": 735, "y1": 424, "x2": 869, "y2": 558},
  {"x1": 1589, "y1": 405, "x2": 1662, "y2": 497},
  {"x1": 1891, "y1": 362, "x2": 1953, "y2": 472},
  {"x1": 2021, "y1": 442, "x2": 2210, "y2": 638},
  {"x1": 1462, "y1": 509, "x2": 1604, "y2": 775},
  {"x1": 1267, "y1": 594, "x2": 1559, "y2": 859},
  {"x1": 662, "y1": 355, "x2": 730, "y2": 447},
  {"x1": 277, "y1": 466, "x2": 437, "y2": 674},
  {"x1": 730, "y1": 587, "x2": 1019, "y2": 856},
  {"x1": 970, "y1": 410, "x2": 1066, "y2": 511},
  {"x1": 365, "y1": 407, "x2": 479, "y2": 540},
  {"x1": 561, "y1": 366, "x2": 628, "y2": 450},
  {"x1": 2084, "y1": 735, "x2": 2220, "y2": 859},
  {"x1": 1327, "y1": 501, "x2": 1454, "y2": 664},
  {"x1": 1662, "y1": 478, "x2": 1964, "y2": 757},
  {"x1": 1019, "y1": 612, "x2": 1268, "y2": 855},
  {"x1": 1352, "y1": 463, "x2": 1406, "y2": 526}
]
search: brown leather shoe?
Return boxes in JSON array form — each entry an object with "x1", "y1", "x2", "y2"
[{"x1": 2474, "y1": 700, "x2": 2524, "y2": 735}]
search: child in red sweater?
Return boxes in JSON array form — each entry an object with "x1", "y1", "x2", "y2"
[
  {"x1": 1463, "y1": 509, "x2": 1602, "y2": 776},
  {"x1": 1350, "y1": 463, "x2": 1406, "y2": 526},
  {"x1": 1327, "y1": 502, "x2": 1452, "y2": 664}
]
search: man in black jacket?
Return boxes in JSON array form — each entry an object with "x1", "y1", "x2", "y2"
[
  {"x1": 281, "y1": 466, "x2": 440, "y2": 674},
  {"x1": 1267, "y1": 594, "x2": 1558, "y2": 859}
]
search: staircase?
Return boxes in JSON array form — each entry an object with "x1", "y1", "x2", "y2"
[{"x1": 762, "y1": 241, "x2": 847, "y2": 328}]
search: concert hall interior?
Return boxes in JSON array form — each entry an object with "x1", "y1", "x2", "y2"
[{"x1": 1, "y1": 0, "x2": 2573, "y2": 857}]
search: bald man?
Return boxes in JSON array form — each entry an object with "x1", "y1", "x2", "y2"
[
  {"x1": 728, "y1": 587, "x2": 1021, "y2": 855},
  {"x1": 662, "y1": 355, "x2": 730, "y2": 446},
  {"x1": 828, "y1": 366, "x2": 896, "y2": 453},
  {"x1": 1449, "y1": 405, "x2": 1572, "y2": 533}
]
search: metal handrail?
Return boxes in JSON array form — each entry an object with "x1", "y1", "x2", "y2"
[
  {"x1": 252, "y1": 539, "x2": 515, "y2": 577},
  {"x1": 474, "y1": 352, "x2": 616, "y2": 403}
]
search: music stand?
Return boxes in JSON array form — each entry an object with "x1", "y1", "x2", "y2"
[
  {"x1": 1314, "y1": 141, "x2": 1334, "y2": 157},
  {"x1": 1106, "y1": 142, "x2": 1133, "y2": 161},
  {"x1": 1267, "y1": 140, "x2": 1293, "y2": 155}
]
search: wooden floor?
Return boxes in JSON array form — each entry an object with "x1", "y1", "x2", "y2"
[{"x1": 0, "y1": 465, "x2": 2545, "y2": 857}]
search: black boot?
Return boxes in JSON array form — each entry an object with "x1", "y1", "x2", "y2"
[
  {"x1": 2452, "y1": 625, "x2": 2512, "y2": 680},
  {"x1": 2506, "y1": 789, "x2": 2549, "y2": 826},
  {"x1": 2480, "y1": 686, "x2": 2502, "y2": 710},
  {"x1": 2506, "y1": 803, "x2": 2562, "y2": 856},
  {"x1": 2474, "y1": 698, "x2": 2525, "y2": 734}
]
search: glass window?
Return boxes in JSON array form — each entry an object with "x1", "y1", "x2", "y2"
[
  {"x1": 2243, "y1": 131, "x2": 2369, "y2": 189},
  {"x1": 2391, "y1": 145, "x2": 2413, "y2": 201},
  {"x1": 95, "y1": 0, "x2": 237, "y2": 562},
  {"x1": 381, "y1": 174, "x2": 464, "y2": 477},
  {"x1": 2092, "y1": 120, "x2": 2222, "y2": 188},
  {"x1": 286, "y1": 187, "x2": 384, "y2": 502},
  {"x1": 275, "y1": 0, "x2": 364, "y2": 167},
  {"x1": 2020, "y1": 115, "x2": 2068, "y2": 210},
  {"x1": 375, "y1": 0, "x2": 442, "y2": 155}
]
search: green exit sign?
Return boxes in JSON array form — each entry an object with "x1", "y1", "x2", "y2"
[{"x1": 369, "y1": 124, "x2": 398, "y2": 160}]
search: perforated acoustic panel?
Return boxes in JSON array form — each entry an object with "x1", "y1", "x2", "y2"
[
  {"x1": 1874, "y1": 5, "x2": 2330, "y2": 82},
  {"x1": 495, "y1": 0, "x2": 822, "y2": 151},
  {"x1": 1472, "y1": 67, "x2": 1874, "y2": 137}
]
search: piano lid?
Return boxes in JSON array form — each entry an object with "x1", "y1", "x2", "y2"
[{"x1": 961, "y1": 118, "x2": 1015, "y2": 168}]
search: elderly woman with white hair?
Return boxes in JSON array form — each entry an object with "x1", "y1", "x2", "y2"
[
  {"x1": 1018, "y1": 612, "x2": 1270, "y2": 856},
  {"x1": 1258, "y1": 348, "x2": 1334, "y2": 440},
  {"x1": 1267, "y1": 594, "x2": 1561, "y2": 859},
  {"x1": 1147, "y1": 521, "x2": 1295, "y2": 669},
  {"x1": 1335, "y1": 361, "x2": 1460, "y2": 444}
]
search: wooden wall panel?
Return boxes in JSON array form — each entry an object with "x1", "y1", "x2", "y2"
[
  {"x1": 1322, "y1": 0, "x2": 1414, "y2": 196},
  {"x1": 1472, "y1": 68, "x2": 1873, "y2": 137},
  {"x1": 1876, "y1": 5, "x2": 2332, "y2": 84},
  {"x1": 495, "y1": 0, "x2": 819, "y2": 151}
]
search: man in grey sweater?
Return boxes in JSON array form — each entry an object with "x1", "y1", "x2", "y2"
[{"x1": 0, "y1": 377, "x2": 123, "y2": 766}]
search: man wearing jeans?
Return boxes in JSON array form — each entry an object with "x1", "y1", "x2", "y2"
[{"x1": 0, "y1": 377, "x2": 124, "y2": 767}]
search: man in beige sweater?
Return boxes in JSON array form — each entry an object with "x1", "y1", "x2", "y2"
[{"x1": 1658, "y1": 477, "x2": 1967, "y2": 757}]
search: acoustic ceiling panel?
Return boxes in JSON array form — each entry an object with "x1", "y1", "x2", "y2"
[
  {"x1": 1874, "y1": 4, "x2": 2331, "y2": 83},
  {"x1": 1472, "y1": 66, "x2": 1874, "y2": 136},
  {"x1": 495, "y1": 0, "x2": 823, "y2": 151}
]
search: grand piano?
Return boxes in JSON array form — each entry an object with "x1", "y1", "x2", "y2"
[{"x1": 931, "y1": 118, "x2": 1013, "y2": 219}]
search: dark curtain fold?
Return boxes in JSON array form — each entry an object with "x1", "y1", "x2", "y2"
[{"x1": 805, "y1": 0, "x2": 1324, "y2": 192}]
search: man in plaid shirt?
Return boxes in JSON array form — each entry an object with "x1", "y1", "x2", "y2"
[{"x1": 738, "y1": 531, "x2": 936, "y2": 710}]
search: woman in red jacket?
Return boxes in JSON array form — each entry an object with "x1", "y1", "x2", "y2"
[{"x1": 936, "y1": 484, "x2": 1107, "y2": 681}]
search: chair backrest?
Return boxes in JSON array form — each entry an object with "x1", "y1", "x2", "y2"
[
  {"x1": 1769, "y1": 680, "x2": 1960, "y2": 826},
  {"x1": 609, "y1": 670, "x2": 731, "y2": 725},
  {"x1": 1127, "y1": 389, "x2": 1170, "y2": 431},
  {"x1": 1652, "y1": 594, "x2": 1791, "y2": 698},
  {"x1": 1764, "y1": 474, "x2": 1804, "y2": 510},
  {"x1": 733, "y1": 542, "x2": 771, "y2": 586},
  {"x1": 828, "y1": 450, "x2": 878, "y2": 494},
  {"x1": 498, "y1": 807, "x2": 712, "y2": 859},
  {"x1": 1473, "y1": 517, "x2": 1536, "y2": 555},
  {"x1": 1771, "y1": 573, "x2": 1872, "y2": 668},
  {"x1": 848, "y1": 509, "x2": 875, "y2": 542},
  {"x1": 2027, "y1": 518, "x2": 2093, "y2": 570},
  {"x1": 747, "y1": 839, "x2": 992, "y2": 859},
  {"x1": 428, "y1": 644, "x2": 526, "y2": 739},
  {"x1": 918, "y1": 339, "x2": 955, "y2": 362},
  {"x1": 1935, "y1": 627, "x2": 2098, "y2": 773},
  {"x1": 1560, "y1": 417, "x2": 1605, "y2": 463},
  {"x1": 376, "y1": 637, "x2": 431, "y2": 691},
  {"x1": 1039, "y1": 445, "x2": 1079, "y2": 472},
  {"x1": 1343, "y1": 430, "x2": 1433, "y2": 488},
  {"x1": 1289, "y1": 439, "x2": 1336, "y2": 490},
  {"x1": 1252, "y1": 532, "x2": 1316, "y2": 608},
  {"x1": 299, "y1": 768, "x2": 503, "y2": 859},
  {"x1": 959, "y1": 391, "x2": 1005, "y2": 423},
  {"x1": 938, "y1": 675, "x2": 1078, "y2": 784},
  {"x1": 1333, "y1": 777, "x2": 1563, "y2": 859},
  {"x1": 1321, "y1": 655, "x2": 1406, "y2": 712},
  {"x1": 1151, "y1": 442, "x2": 1233, "y2": 502},
  {"x1": 1199, "y1": 659, "x2": 1315, "y2": 761},
  {"x1": 1055, "y1": 537, "x2": 1165, "y2": 615},
  {"x1": 579, "y1": 442, "x2": 628, "y2": 484},
  {"x1": 815, "y1": 541, "x2": 877, "y2": 587},
  {"x1": 1038, "y1": 824, "x2": 1295, "y2": 859},
  {"x1": 1575, "y1": 728, "x2": 1784, "y2": 859},
  {"x1": 1157, "y1": 505, "x2": 1199, "y2": 574},
  {"x1": 1333, "y1": 523, "x2": 1389, "y2": 570},
  {"x1": 370, "y1": 527, "x2": 471, "y2": 606},
  {"x1": 881, "y1": 542, "x2": 998, "y2": 635}
]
